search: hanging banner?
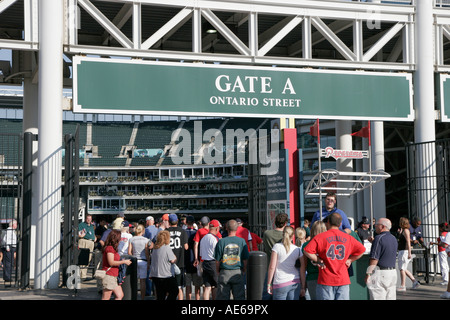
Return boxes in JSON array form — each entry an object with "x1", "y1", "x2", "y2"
[{"x1": 73, "y1": 56, "x2": 413, "y2": 121}]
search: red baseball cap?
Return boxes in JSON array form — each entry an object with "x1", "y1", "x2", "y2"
[
  {"x1": 162, "y1": 214, "x2": 169, "y2": 221},
  {"x1": 210, "y1": 219, "x2": 220, "y2": 228}
]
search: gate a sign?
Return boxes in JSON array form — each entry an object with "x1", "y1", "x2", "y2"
[{"x1": 73, "y1": 56, "x2": 413, "y2": 121}]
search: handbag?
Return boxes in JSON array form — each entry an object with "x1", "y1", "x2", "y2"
[
  {"x1": 171, "y1": 263, "x2": 181, "y2": 276},
  {"x1": 94, "y1": 267, "x2": 111, "y2": 280}
]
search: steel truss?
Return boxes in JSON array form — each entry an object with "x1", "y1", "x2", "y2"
[
  {"x1": 0, "y1": 0, "x2": 431, "y2": 75},
  {"x1": 5, "y1": 1, "x2": 450, "y2": 73},
  {"x1": 65, "y1": 0, "x2": 416, "y2": 70}
]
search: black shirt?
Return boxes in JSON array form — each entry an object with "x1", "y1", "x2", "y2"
[{"x1": 356, "y1": 227, "x2": 370, "y2": 241}]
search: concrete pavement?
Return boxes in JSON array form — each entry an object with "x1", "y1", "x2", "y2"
[{"x1": 0, "y1": 275, "x2": 447, "y2": 300}]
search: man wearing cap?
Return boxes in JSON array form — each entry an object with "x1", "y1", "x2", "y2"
[
  {"x1": 167, "y1": 213, "x2": 188, "y2": 300},
  {"x1": 193, "y1": 216, "x2": 222, "y2": 268},
  {"x1": 144, "y1": 216, "x2": 158, "y2": 242},
  {"x1": 199, "y1": 219, "x2": 221, "y2": 300},
  {"x1": 158, "y1": 214, "x2": 170, "y2": 232},
  {"x1": 111, "y1": 212, "x2": 125, "y2": 231},
  {"x1": 356, "y1": 217, "x2": 371, "y2": 242}
]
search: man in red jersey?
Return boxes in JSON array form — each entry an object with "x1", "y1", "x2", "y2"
[{"x1": 304, "y1": 212, "x2": 365, "y2": 300}]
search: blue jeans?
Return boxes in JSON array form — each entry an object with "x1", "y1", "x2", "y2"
[
  {"x1": 273, "y1": 282, "x2": 300, "y2": 300},
  {"x1": 316, "y1": 284, "x2": 350, "y2": 300}
]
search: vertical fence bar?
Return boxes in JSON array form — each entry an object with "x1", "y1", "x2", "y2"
[{"x1": 19, "y1": 132, "x2": 34, "y2": 289}]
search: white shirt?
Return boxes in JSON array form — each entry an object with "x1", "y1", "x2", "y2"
[
  {"x1": 271, "y1": 242, "x2": 302, "y2": 286},
  {"x1": 2, "y1": 227, "x2": 17, "y2": 250},
  {"x1": 199, "y1": 233, "x2": 219, "y2": 261},
  {"x1": 443, "y1": 232, "x2": 450, "y2": 255},
  {"x1": 118, "y1": 232, "x2": 133, "y2": 256}
]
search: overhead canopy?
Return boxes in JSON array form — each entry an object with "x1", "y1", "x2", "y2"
[{"x1": 304, "y1": 169, "x2": 391, "y2": 197}]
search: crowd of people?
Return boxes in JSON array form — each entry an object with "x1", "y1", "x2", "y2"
[
  {"x1": 82, "y1": 212, "x2": 259, "y2": 300},
  {"x1": 76, "y1": 191, "x2": 450, "y2": 301}
]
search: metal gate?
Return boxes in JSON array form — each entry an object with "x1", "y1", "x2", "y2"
[
  {"x1": 406, "y1": 138, "x2": 450, "y2": 238},
  {"x1": 406, "y1": 138, "x2": 450, "y2": 281},
  {"x1": 0, "y1": 133, "x2": 22, "y2": 288}
]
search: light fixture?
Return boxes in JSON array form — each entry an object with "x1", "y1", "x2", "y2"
[{"x1": 203, "y1": 22, "x2": 217, "y2": 34}]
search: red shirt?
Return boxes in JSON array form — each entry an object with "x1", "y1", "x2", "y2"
[
  {"x1": 438, "y1": 231, "x2": 448, "y2": 252},
  {"x1": 250, "y1": 232, "x2": 262, "y2": 251},
  {"x1": 193, "y1": 227, "x2": 222, "y2": 243},
  {"x1": 304, "y1": 229, "x2": 365, "y2": 286},
  {"x1": 102, "y1": 246, "x2": 120, "y2": 277},
  {"x1": 236, "y1": 226, "x2": 251, "y2": 248}
]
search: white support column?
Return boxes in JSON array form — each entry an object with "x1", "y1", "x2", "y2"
[
  {"x1": 371, "y1": 121, "x2": 386, "y2": 220},
  {"x1": 362, "y1": 125, "x2": 370, "y2": 223},
  {"x1": 353, "y1": 19, "x2": 363, "y2": 62},
  {"x1": 248, "y1": 12, "x2": 258, "y2": 56},
  {"x1": 335, "y1": 120, "x2": 355, "y2": 225},
  {"x1": 35, "y1": 0, "x2": 63, "y2": 289},
  {"x1": 132, "y1": 2, "x2": 141, "y2": 50},
  {"x1": 192, "y1": 8, "x2": 201, "y2": 53},
  {"x1": 414, "y1": 0, "x2": 438, "y2": 248},
  {"x1": 22, "y1": 51, "x2": 38, "y2": 281},
  {"x1": 302, "y1": 17, "x2": 312, "y2": 60}
]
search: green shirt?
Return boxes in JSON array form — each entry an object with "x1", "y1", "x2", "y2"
[
  {"x1": 302, "y1": 240, "x2": 319, "y2": 281},
  {"x1": 214, "y1": 236, "x2": 249, "y2": 270},
  {"x1": 78, "y1": 222, "x2": 95, "y2": 241},
  {"x1": 262, "y1": 229, "x2": 283, "y2": 267}
]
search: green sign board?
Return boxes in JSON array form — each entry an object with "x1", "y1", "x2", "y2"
[
  {"x1": 73, "y1": 56, "x2": 413, "y2": 121},
  {"x1": 439, "y1": 74, "x2": 450, "y2": 122}
]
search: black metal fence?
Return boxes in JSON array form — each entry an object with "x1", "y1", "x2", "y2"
[
  {"x1": 0, "y1": 133, "x2": 22, "y2": 287},
  {"x1": 406, "y1": 138, "x2": 450, "y2": 279}
]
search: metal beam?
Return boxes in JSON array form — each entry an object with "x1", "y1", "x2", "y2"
[
  {"x1": 363, "y1": 23, "x2": 405, "y2": 62},
  {"x1": 100, "y1": 3, "x2": 133, "y2": 46},
  {"x1": 259, "y1": 16, "x2": 303, "y2": 57},
  {"x1": 78, "y1": 0, "x2": 133, "y2": 49},
  {"x1": 311, "y1": 17, "x2": 356, "y2": 61},
  {"x1": 0, "y1": 0, "x2": 17, "y2": 14},
  {"x1": 65, "y1": 44, "x2": 414, "y2": 71},
  {"x1": 202, "y1": 8, "x2": 250, "y2": 56},
  {"x1": 141, "y1": 8, "x2": 192, "y2": 50}
]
